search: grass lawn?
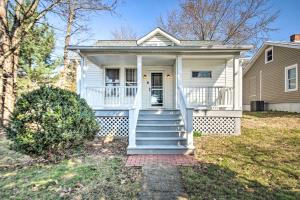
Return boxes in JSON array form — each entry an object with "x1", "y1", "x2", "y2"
[
  {"x1": 0, "y1": 136, "x2": 141, "y2": 200},
  {"x1": 181, "y1": 112, "x2": 300, "y2": 200}
]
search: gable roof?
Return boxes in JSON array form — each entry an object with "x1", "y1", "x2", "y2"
[
  {"x1": 137, "y1": 27, "x2": 181, "y2": 45},
  {"x1": 243, "y1": 41, "x2": 300, "y2": 75}
]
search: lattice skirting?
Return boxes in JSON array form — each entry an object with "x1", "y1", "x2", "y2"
[
  {"x1": 96, "y1": 116, "x2": 129, "y2": 137},
  {"x1": 193, "y1": 117, "x2": 240, "y2": 134}
]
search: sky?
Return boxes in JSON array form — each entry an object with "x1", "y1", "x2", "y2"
[{"x1": 50, "y1": 0, "x2": 300, "y2": 56}]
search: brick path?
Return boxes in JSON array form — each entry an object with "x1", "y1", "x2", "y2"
[
  {"x1": 126, "y1": 154, "x2": 198, "y2": 167},
  {"x1": 138, "y1": 164, "x2": 188, "y2": 200}
]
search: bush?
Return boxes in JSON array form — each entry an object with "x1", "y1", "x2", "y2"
[{"x1": 6, "y1": 86, "x2": 99, "y2": 158}]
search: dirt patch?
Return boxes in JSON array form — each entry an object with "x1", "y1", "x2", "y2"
[{"x1": 84, "y1": 136, "x2": 128, "y2": 156}]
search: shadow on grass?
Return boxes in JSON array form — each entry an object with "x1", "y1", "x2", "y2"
[
  {"x1": 181, "y1": 163, "x2": 300, "y2": 200},
  {"x1": 244, "y1": 111, "x2": 300, "y2": 118}
]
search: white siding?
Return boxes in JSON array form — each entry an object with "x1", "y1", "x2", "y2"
[
  {"x1": 182, "y1": 59, "x2": 233, "y2": 87},
  {"x1": 141, "y1": 66, "x2": 174, "y2": 109},
  {"x1": 140, "y1": 33, "x2": 174, "y2": 46},
  {"x1": 85, "y1": 61, "x2": 103, "y2": 87}
]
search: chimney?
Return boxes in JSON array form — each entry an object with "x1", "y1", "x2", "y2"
[{"x1": 290, "y1": 34, "x2": 300, "y2": 43}]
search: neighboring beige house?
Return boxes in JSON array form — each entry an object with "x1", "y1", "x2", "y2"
[
  {"x1": 243, "y1": 35, "x2": 300, "y2": 113},
  {"x1": 69, "y1": 27, "x2": 251, "y2": 154}
]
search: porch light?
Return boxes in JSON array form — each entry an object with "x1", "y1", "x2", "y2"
[
  {"x1": 143, "y1": 74, "x2": 147, "y2": 79},
  {"x1": 166, "y1": 74, "x2": 172, "y2": 79}
]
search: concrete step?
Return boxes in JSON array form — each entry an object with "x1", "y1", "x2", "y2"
[
  {"x1": 136, "y1": 137, "x2": 186, "y2": 146},
  {"x1": 136, "y1": 124, "x2": 184, "y2": 131},
  {"x1": 139, "y1": 109, "x2": 180, "y2": 115},
  {"x1": 127, "y1": 145, "x2": 193, "y2": 155},
  {"x1": 136, "y1": 130, "x2": 186, "y2": 138},
  {"x1": 137, "y1": 119, "x2": 182, "y2": 125}
]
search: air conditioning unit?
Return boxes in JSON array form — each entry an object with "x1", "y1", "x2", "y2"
[{"x1": 250, "y1": 101, "x2": 265, "y2": 112}]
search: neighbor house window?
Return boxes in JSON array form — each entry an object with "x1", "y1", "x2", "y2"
[
  {"x1": 125, "y1": 68, "x2": 137, "y2": 96},
  {"x1": 192, "y1": 71, "x2": 212, "y2": 78},
  {"x1": 105, "y1": 68, "x2": 120, "y2": 97},
  {"x1": 285, "y1": 64, "x2": 298, "y2": 92},
  {"x1": 265, "y1": 47, "x2": 273, "y2": 63}
]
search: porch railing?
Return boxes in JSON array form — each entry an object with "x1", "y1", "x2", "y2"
[
  {"x1": 183, "y1": 87, "x2": 233, "y2": 109},
  {"x1": 85, "y1": 86, "x2": 138, "y2": 108}
]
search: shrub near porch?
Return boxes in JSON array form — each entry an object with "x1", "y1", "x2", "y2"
[
  {"x1": 0, "y1": 136, "x2": 141, "y2": 199},
  {"x1": 181, "y1": 112, "x2": 300, "y2": 200}
]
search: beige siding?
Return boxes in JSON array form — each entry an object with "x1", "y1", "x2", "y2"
[
  {"x1": 140, "y1": 33, "x2": 173, "y2": 46},
  {"x1": 182, "y1": 59, "x2": 232, "y2": 87},
  {"x1": 243, "y1": 46, "x2": 300, "y2": 105}
]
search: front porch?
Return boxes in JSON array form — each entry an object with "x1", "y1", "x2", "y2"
[{"x1": 76, "y1": 53, "x2": 243, "y2": 154}]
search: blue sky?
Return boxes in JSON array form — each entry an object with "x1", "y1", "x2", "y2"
[{"x1": 51, "y1": 0, "x2": 300, "y2": 55}]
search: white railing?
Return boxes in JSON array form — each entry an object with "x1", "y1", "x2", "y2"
[
  {"x1": 85, "y1": 86, "x2": 138, "y2": 108},
  {"x1": 178, "y1": 86, "x2": 194, "y2": 149},
  {"x1": 183, "y1": 87, "x2": 233, "y2": 109},
  {"x1": 128, "y1": 86, "x2": 141, "y2": 148}
]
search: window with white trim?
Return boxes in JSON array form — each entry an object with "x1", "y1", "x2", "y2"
[
  {"x1": 265, "y1": 47, "x2": 273, "y2": 63},
  {"x1": 125, "y1": 68, "x2": 137, "y2": 96},
  {"x1": 285, "y1": 64, "x2": 298, "y2": 92},
  {"x1": 192, "y1": 71, "x2": 212, "y2": 78},
  {"x1": 105, "y1": 68, "x2": 120, "y2": 97}
]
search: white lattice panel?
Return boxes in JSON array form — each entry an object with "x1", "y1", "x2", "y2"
[
  {"x1": 193, "y1": 117, "x2": 238, "y2": 134},
  {"x1": 96, "y1": 117, "x2": 129, "y2": 137}
]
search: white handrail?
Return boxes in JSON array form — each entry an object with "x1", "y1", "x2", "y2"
[
  {"x1": 85, "y1": 86, "x2": 138, "y2": 108},
  {"x1": 178, "y1": 86, "x2": 194, "y2": 149},
  {"x1": 183, "y1": 87, "x2": 233, "y2": 109},
  {"x1": 128, "y1": 86, "x2": 141, "y2": 148}
]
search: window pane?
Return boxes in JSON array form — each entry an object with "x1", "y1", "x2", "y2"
[
  {"x1": 267, "y1": 50, "x2": 272, "y2": 61},
  {"x1": 125, "y1": 69, "x2": 137, "y2": 86},
  {"x1": 192, "y1": 71, "x2": 212, "y2": 78},
  {"x1": 288, "y1": 79, "x2": 296, "y2": 89},
  {"x1": 105, "y1": 69, "x2": 120, "y2": 86},
  {"x1": 288, "y1": 68, "x2": 296, "y2": 79}
]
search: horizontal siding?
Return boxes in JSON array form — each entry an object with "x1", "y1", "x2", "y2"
[
  {"x1": 182, "y1": 59, "x2": 232, "y2": 88},
  {"x1": 141, "y1": 33, "x2": 173, "y2": 46},
  {"x1": 85, "y1": 61, "x2": 103, "y2": 87},
  {"x1": 243, "y1": 46, "x2": 300, "y2": 105}
]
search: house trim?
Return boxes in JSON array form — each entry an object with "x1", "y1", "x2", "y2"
[
  {"x1": 137, "y1": 27, "x2": 181, "y2": 45},
  {"x1": 284, "y1": 64, "x2": 298, "y2": 92},
  {"x1": 264, "y1": 46, "x2": 273, "y2": 64}
]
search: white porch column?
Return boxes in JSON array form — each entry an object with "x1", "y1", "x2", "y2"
[
  {"x1": 76, "y1": 55, "x2": 82, "y2": 94},
  {"x1": 137, "y1": 55, "x2": 142, "y2": 108},
  {"x1": 176, "y1": 55, "x2": 183, "y2": 108},
  {"x1": 80, "y1": 56, "x2": 87, "y2": 98},
  {"x1": 233, "y1": 56, "x2": 242, "y2": 110}
]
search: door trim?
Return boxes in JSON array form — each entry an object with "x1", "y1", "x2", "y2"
[{"x1": 149, "y1": 71, "x2": 165, "y2": 108}]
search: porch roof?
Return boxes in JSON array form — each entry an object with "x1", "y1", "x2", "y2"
[{"x1": 68, "y1": 45, "x2": 253, "y2": 54}]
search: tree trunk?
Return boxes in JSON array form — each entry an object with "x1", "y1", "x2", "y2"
[{"x1": 62, "y1": 0, "x2": 75, "y2": 90}]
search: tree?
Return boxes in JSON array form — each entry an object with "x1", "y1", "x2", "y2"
[
  {"x1": 0, "y1": 0, "x2": 63, "y2": 126},
  {"x1": 111, "y1": 25, "x2": 138, "y2": 40},
  {"x1": 55, "y1": 0, "x2": 118, "y2": 90},
  {"x1": 158, "y1": 0, "x2": 279, "y2": 47},
  {"x1": 17, "y1": 23, "x2": 61, "y2": 95}
]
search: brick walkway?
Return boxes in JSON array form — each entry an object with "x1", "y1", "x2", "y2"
[{"x1": 126, "y1": 154, "x2": 198, "y2": 167}]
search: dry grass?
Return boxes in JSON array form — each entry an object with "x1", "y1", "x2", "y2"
[
  {"x1": 181, "y1": 111, "x2": 300, "y2": 200},
  {"x1": 0, "y1": 135, "x2": 141, "y2": 200}
]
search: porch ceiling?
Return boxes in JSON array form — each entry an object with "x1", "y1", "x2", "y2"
[{"x1": 86, "y1": 54, "x2": 176, "y2": 66}]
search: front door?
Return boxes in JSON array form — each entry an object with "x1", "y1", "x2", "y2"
[{"x1": 150, "y1": 72, "x2": 163, "y2": 107}]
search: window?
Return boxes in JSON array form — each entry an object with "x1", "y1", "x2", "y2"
[
  {"x1": 125, "y1": 68, "x2": 137, "y2": 96},
  {"x1": 192, "y1": 71, "x2": 212, "y2": 78},
  {"x1": 285, "y1": 64, "x2": 298, "y2": 92},
  {"x1": 105, "y1": 68, "x2": 120, "y2": 97},
  {"x1": 265, "y1": 47, "x2": 273, "y2": 63}
]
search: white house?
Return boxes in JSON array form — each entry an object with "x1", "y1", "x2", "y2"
[{"x1": 69, "y1": 28, "x2": 252, "y2": 154}]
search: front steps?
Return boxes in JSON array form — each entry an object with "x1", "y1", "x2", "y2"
[{"x1": 127, "y1": 109, "x2": 193, "y2": 154}]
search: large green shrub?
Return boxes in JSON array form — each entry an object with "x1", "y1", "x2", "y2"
[{"x1": 6, "y1": 86, "x2": 99, "y2": 158}]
